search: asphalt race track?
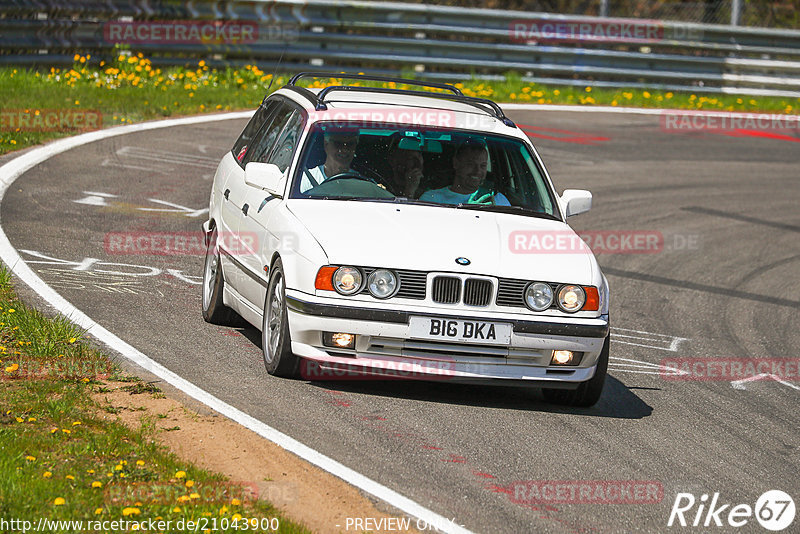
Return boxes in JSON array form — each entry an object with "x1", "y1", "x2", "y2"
[{"x1": 3, "y1": 109, "x2": 799, "y2": 533}]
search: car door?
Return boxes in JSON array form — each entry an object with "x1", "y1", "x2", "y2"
[
  {"x1": 236, "y1": 100, "x2": 304, "y2": 309},
  {"x1": 219, "y1": 100, "x2": 281, "y2": 292}
]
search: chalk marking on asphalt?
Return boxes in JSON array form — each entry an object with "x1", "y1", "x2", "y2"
[
  {"x1": 117, "y1": 145, "x2": 219, "y2": 168},
  {"x1": 611, "y1": 327, "x2": 689, "y2": 352},
  {"x1": 0, "y1": 112, "x2": 474, "y2": 534},
  {"x1": 608, "y1": 356, "x2": 688, "y2": 376},
  {"x1": 731, "y1": 373, "x2": 800, "y2": 391}
]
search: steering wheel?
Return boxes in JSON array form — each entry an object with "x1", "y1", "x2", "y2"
[{"x1": 324, "y1": 171, "x2": 378, "y2": 184}]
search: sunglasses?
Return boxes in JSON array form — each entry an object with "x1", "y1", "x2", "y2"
[{"x1": 328, "y1": 139, "x2": 358, "y2": 149}]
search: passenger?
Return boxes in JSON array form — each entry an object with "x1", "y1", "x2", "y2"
[
  {"x1": 419, "y1": 139, "x2": 510, "y2": 205},
  {"x1": 385, "y1": 135, "x2": 425, "y2": 198},
  {"x1": 300, "y1": 130, "x2": 359, "y2": 193}
]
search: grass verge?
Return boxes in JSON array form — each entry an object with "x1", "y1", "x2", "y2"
[
  {"x1": 0, "y1": 265, "x2": 309, "y2": 533},
  {"x1": 1, "y1": 51, "x2": 798, "y2": 155}
]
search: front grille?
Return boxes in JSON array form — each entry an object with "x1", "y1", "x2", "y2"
[
  {"x1": 497, "y1": 278, "x2": 559, "y2": 309},
  {"x1": 367, "y1": 337, "x2": 548, "y2": 362},
  {"x1": 432, "y1": 276, "x2": 461, "y2": 304},
  {"x1": 395, "y1": 269, "x2": 427, "y2": 300},
  {"x1": 361, "y1": 268, "x2": 427, "y2": 300},
  {"x1": 464, "y1": 278, "x2": 493, "y2": 307}
]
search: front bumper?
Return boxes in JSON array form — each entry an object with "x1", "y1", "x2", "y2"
[{"x1": 286, "y1": 290, "x2": 608, "y2": 387}]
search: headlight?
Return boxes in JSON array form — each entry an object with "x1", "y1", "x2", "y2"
[
  {"x1": 524, "y1": 282, "x2": 553, "y2": 311},
  {"x1": 333, "y1": 266, "x2": 363, "y2": 295},
  {"x1": 367, "y1": 269, "x2": 398, "y2": 299},
  {"x1": 557, "y1": 284, "x2": 585, "y2": 312}
]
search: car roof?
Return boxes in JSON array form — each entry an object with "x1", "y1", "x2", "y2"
[{"x1": 272, "y1": 86, "x2": 522, "y2": 136}]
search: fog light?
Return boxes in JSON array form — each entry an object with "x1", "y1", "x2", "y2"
[
  {"x1": 552, "y1": 350, "x2": 574, "y2": 365},
  {"x1": 322, "y1": 332, "x2": 356, "y2": 349}
]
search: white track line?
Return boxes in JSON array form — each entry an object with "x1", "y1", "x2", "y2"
[
  {"x1": 0, "y1": 113, "x2": 472, "y2": 534},
  {"x1": 500, "y1": 103, "x2": 800, "y2": 121}
]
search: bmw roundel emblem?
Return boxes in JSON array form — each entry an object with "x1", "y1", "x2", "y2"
[{"x1": 455, "y1": 257, "x2": 471, "y2": 266}]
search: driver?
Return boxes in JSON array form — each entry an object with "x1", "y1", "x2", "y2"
[
  {"x1": 300, "y1": 130, "x2": 359, "y2": 193},
  {"x1": 420, "y1": 139, "x2": 510, "y2": 206}
]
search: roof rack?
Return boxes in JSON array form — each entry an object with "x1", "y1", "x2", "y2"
[
  {"x1": 282, "y1": 72, "x2": 516, "y2": 128},
  {"x1": 287, "y1": 72, "x2": 462, "y2": 96}
]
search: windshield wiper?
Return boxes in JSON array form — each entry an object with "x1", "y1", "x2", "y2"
[{"x1": 454, "y1": 203, "x2": 561, "y2": 220}]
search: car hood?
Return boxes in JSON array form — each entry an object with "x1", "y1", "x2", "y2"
[{"x1": 286, "y1": 200, "x2": 597, "y2": 284}]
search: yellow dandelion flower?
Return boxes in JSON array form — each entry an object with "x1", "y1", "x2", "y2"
[
  {"x1": 25, "y1": 456, "x2": 36, "y2": 461},
  {"x1": 122, "y1": 507, "x2": 140, "y2": 516},
  {"x1": 173, "y1": 507, "x2": 181, "y2": 513},
  {"x1": 585, "y1": 86, "x2": 592, "y2": 92},
  {"x1": 232, "y1": 513, "x2": 242, "y2": 521},
  {"x1": 61, "y1": 429, "x2": 71, "y2": 434},
  {"x1": 190, "y1": 493, "x2": 201, "y2": 500},
  {"x1": 92, "y1": 481, "x2": 102, "y2": 488},
  {"x1": 68, "y1": 337, "x2": 77, "y2": 344},
  {"x1": 5, "y1": 363, "x2": 19, "y2": 373},
  {"x1": 44, "y1": 471, "x2": 53, "y2": 478},
  {"x1": 95, "y1": 508, "x2": 103, "y2": 515},
  {"x1": 231, "y1": 498, "x2": 241, "y2": 506},
  {"x1": 219, "y1": 505, "x2": 228, "y2": 515},
  {"x1": 643, "y1": 91, "x2": 651, "y2": 98},
  {"x1": 54, "y1": 497, "x2": 65, "y2": 506},
  {"x1": 175, "y1": 470, "x2": 186, "y2": 479},
  {"x1": 185, "y1": 480, "x2": 194, "y2": 488},
  {"x1": 136, "y1": 460, "x2": 145, "y2": 466},
  {"x1": 66, "y1": 475, "x2": 75, "y2": 481}
]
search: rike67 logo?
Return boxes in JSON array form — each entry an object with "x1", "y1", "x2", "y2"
[{"x1": 668, "y1": 490, "x2": 795, "y2": 531}]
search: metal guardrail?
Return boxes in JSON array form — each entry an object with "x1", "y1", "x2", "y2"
[{"x1": 1, "y1": 0, "x2": 800, "y2": 98}]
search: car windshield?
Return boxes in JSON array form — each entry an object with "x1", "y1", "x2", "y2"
[{"x1": 289, "y1": 123, "x2": 559, "y2": 218}]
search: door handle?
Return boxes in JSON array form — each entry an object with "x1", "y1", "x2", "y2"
[
  {"x1": 242, "y1": 204, "x2": 249, "y2": 216},
  {"x1": 224, "y1": 189, "x2": 230, "y2": 200}
]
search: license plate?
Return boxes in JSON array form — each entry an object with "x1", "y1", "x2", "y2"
[{"x1": 409, "y1": 316, "x2": 512, "y2": 345}]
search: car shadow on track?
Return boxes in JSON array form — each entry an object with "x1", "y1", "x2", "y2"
[{"x1": 304, "y1": 375, "x2": 653, "y2": 419}]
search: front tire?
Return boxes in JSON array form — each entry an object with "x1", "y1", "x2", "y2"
[
  {"x1": 542, "y1": 334, "x2": 609, "y2": 407},
  {"x1": 262, "y1": 259, "x2": 300, "y2": 377},
  {"x1": 202, "y1": 227, "x2": 238, "y2": 325}
]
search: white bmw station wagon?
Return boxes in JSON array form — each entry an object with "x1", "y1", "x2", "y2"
[{"x1": 202, "y1": 73, "x2": 610, "y2": 407}]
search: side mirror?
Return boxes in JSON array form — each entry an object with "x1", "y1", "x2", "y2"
[
  {"x1": 561, "y1": 189, "x2": 592, "y2": 217},
  {"x1": 244, "y1": 162, "x2": 284, "y2": 197}
]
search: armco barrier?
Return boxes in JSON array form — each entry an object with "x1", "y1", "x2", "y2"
[{"x1": 1, "y1": 0, "x2": 799, "y2": 97}]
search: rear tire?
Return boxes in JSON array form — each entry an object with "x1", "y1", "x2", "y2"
[
  {"x1": 202, "y1": 227, "x2": 238, "y2": 325},
  {"x1": 542, "y1": 334, "x2": 609, "y2": 407},
  {"x1": 262, "y1": 259, "x2": 300, "y2": 377}
]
